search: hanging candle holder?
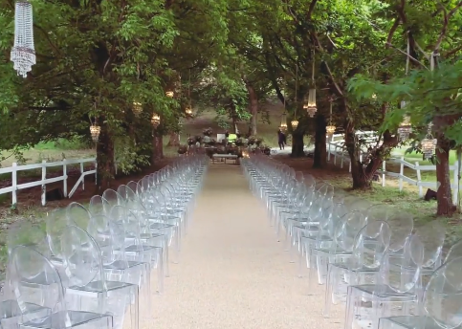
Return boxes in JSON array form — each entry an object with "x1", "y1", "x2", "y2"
[
  {"x1": 132, "y1": 101, "x2": 142, "y2": 116},
  {"x1": 11, "y1": 1, "x2": 36, "y2": 78},
  {"x1": 291, "y1": 64, "x2": 299, "y2": 129},
  {"x1": 306, "y1": 50, "x2": 317, "y2": 117},
  {"x1": 185, "y1": 106, "x2": 193, "y2": 116},
  {"x1": 151, "y1": 113, "x2": 161, "y2": 128},
  {"x1": 303, "y1": 95, "x2": 308, "y2": 111},
  {"x1": 89, "y1": 124, "x2": 101, "y2": 142},
  {"x1": 398, "y1": 116, "x2": 412, "y2": 141},
  {"x1": 291, "y1": 119, "x2": 299, "y2": 129},
  {"x1": 421, "y1": 134, "x2": 436, "y2": 159},
  {"x1": 166, "y1": 90, "x2": 174, "y2": 98},
  {"x1": 326, "y1": 97, "x2": 336, "y2": 137},
  {"x1": 280, "y1": 112, "x2": 288, "y2": 131}
]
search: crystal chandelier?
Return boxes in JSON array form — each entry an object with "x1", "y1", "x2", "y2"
[
  {"x1": 11, "y1": 1, "x2": 36, "y2": 78},
  {"x1": 166, "y1": 90, "x2": 174, "y2": 98},
  {"x1": 151, "y1": 113, "x2": 161, "y2": 128},
  {"x1": 132, "y1": 101, "x2": 142, "y2": 116},
  {"x1": 89, "y1": 124, "x2": 101, "y2": 142},
  {"x1": 421, "y1": 123, "x2": 436, "y2": 159},
  {"x1": 291, "y1": 119, "x2": 299, "y2": 129}
]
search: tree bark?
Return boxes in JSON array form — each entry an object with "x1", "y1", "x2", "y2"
[
  {"x1": 167, "y1": 132, "x2": 180, "y2": 147},
  {"x1": 246, "y1": 83, "x2": 258, "y2": 136},
  {"x1": 291, "y1": 132, "x2": 305, "y2": 157},
  {"x1": 313, "y1": 115, "x2": 327, "y2": 168},
  {"x1": 152, "y1": 131, "x2": 164, "y2": 164},
  {"x1": 435, "y1": 133, "x2": 455, "y2": 216},
  {"x1": 96, "y1": 122, "x2": 115, "y2": 193}
]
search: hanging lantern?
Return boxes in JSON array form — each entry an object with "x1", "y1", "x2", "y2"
[
  {"x1": 291, "y1": 119, "x2": 299, "y2": 129},
  {"x1": 166, "y1": 90, "x2": 174, "y2": 98},
  {"x1": 185, "y1": 106, "x2": 193, "y2": 116},
  {"x1": 132, "y1": 101, "x2": 142, "y2": 116},
  {"x1": 421, "y1": 134, "x2": 437, "y2": 159},
  {"x1": 326, "y1": 125, "x2": 336, "y2": 136},
  {"x1": 151, "y1": 113, "x2": 161, "y2": 128},
  {"x1": 398, "y1": 116, "x2": 412, "y2": 141},
  {"x1": 89, "y1": 124, "x2": 101, "y2": 142},
  {"x1": 303, "y1": 95, "x2": 308, "y2": 110},
  {"x1": 11, "y1": 1, "x2": 36, "y2": 78},
  {"x1": 306, "y1": 89, "x2": 317, "y2": 117},
  {"x1": 280, "y1": 113, "x2": 287, "y2": 130},
  {"x1": 372, "y1": 93, "x2": 377, "y2": 100}
]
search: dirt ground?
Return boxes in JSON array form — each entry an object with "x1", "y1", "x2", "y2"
[{"x1": 149, "y1": 163, "x2": 345, "y2": 329}]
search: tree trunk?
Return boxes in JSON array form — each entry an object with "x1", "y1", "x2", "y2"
[
  {"x1": 167, "y1": 132, "x2": 180, "y2": 147},
  {"x1": 152, "y1": 132, "x2": 164, "y2": 164},
  {"x1": 96, "y1": 122, "x2": 115, "y2": 194},
  {"x1": 435, "y1": 133, "x2": 455, "y2": 216},
  {"x1": 246, "y1": 83, "x2": 258, "y2": 136},
  {"x1": 313, "y1": 115, "x2": 327, "y2": 168},
  {"x1": 291, "y1": 132, "x2": 305, "y2": 157}
]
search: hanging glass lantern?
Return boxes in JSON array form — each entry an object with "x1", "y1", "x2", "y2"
[
  {"x1": 306, "y1": 89, "x2": 317, "y2": 117},
  {"x1": 151, "y1": 113, "x2": 161, "y2": 128},
  {"x1": 166, "y1": 90, "x2": 174, "y2": 98},
  {"x1": 398, "y1": 116, "x2": 412, "y2": 141},
  {"x1": 326, "y1": 125, "x2": 336, "y2": 136},
  {"x1": 372, "y1": 93, "x2": 377, "y2": 100},
  {"x1": 89, "y1": 124, "x2": 101, "y2": 142},
  {"x1": 132, "y1": 101, "x2": 142, "y2": 116},
  {"x1": 421, "y1": 134, "x2": 437, "y2": 159},
  {"x1": 11, "y1": 1, "x2": 36, "y2": 78},
  {"x1": 280, "y1": 113, "x2": 287, "y2": 131},
  {"x1": 185, "y1": 106, "x2": 193, "y2": 116},
  {"x1": 291, "y1": 119, "x2": 299, "y2": 129}
]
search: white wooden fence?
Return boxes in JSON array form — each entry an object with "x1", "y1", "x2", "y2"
[
  {"x1": 0, "y1": 158, "x2": 96, "y2": 206},
  {"x1": 327, "y1": 136, "x2": 460, "y2": 204}
]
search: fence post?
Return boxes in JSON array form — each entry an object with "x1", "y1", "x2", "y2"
[
  {"x1": 399, "y1": 157, "x2": 404, "y2": 192},
  {"x1": 453, "y1": 162, "x2": 459, "y2": 205},
  {"x1": 11, "y1": 163, "x2": 17, "y2": 205},
  {"x1": 63, "y1": 158, "x2": 68, "y2": 197},
  {"x1": 415, "y1": 162, "x2": 423, "y2": 197},
  {"x1": 327, "y1": 142, "x2": 331, "y2": 161},
  {"x1": 95, "y1": 160, "x2": 98, "y2": 185},
  {"x1": 382, "y1": 160, "x2": 386, "y2": 187},
  {"x1": 80, "y1": 161, "x2": 85, "y2": 191},
  {"x1": 41, "y1": 160, "x2": 47, "y2": 206}
]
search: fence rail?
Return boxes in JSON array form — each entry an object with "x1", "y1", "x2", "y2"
[
  {"x1": 0, "y1": 158, "x2": 96, "y2": 206},
  {"x1": 327, "y1": 139, "x2": 460, "y2": 204}
]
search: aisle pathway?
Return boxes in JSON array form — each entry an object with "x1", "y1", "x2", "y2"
[{"x1": 150, "y1": 164, "x2": 344, "y2": 329}]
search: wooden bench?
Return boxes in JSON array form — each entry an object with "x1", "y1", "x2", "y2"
[{"x1": 212, "y1": 154, "x2": 238, "y2": 164}]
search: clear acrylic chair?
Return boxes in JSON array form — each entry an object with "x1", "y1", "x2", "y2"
[
  {"x1": 89, "y1": 195, "x2": 109, "y2": 216},
  {"x1": 62, "y1": 225, "x2": 139, "y2": 329},
  {"x1": 345, "y1": 234, "x2": 425, "y2": 329},
  {"x1": 323, "y1": 220, "x2": 392, "y2": 317},
  {"x1": 6, "y1": 245, "x2": 113, "y2": 329},
  {"x1": 65, "y1": 202, "x2": 91, "y2": 229},
  {"x1": 378, "y1": 256, "x2": 462, "y2": 329}
]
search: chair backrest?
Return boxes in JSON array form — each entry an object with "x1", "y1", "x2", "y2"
[
  {"x1": 334, "y1": 210, "x2": 367, "y2": 253},
  {"x1": 60, "y1": 225, "x2": 103, "y2": 288},
  {"x1": 350, "y1": 221, "x2": 391, "y2": 271},
  {"x1": 386, "y1": 211, "x2": 414, "y2": 253},
  {"x1": 45, "y1": 209, "x2": 68, "y2": 258},
  {"x1": 415, "y1": 221, "x2": 446, "y2": 270},
  {"x1": 422, "y1": 256, "x2": 462, "y2": 329},
  {"x1": 383, "y1": 234, "x2": 425, "y2": 294},
  {"x1": 65, "y1": 202, "x2": 91, "y2": 229},
  {"x1": 127, "y1": 181, "x2": 139, "y2": 196},
  {"x1": 6, "y1": 245, "x2": 68, "y2": 326},
  {"x1": 102, "y1": 188, "x2": 123, "y2": 208},
  {"x1": 444, "y1": 239, "x2": 462, "y2": 264},
  {"x1": 89, "y1": 195, "x2": 108, "y2": 216}
]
